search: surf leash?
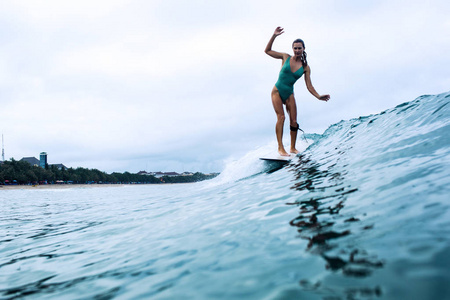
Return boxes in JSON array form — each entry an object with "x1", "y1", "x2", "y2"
[{"x1": 290, "y1": 123, "x2": 309, "y2": 144}]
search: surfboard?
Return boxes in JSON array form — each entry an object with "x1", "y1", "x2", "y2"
[
  {"x1": 259, "y1": 157, "x2": 292, "y2": 163},
  {"x1": 259, "y1": 155, "x2": 293, "y2": 173}
]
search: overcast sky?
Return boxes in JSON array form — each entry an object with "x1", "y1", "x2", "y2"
[{"x1": 1, "y1": 0, "x2": 449, "y2": 173}]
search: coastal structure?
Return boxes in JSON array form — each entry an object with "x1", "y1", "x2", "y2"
[
  {"x1": 20, "y1": 152, "x2": 67, "y2": 170},
  {"x1": 137, "y1": 171, "x2": 181, "y2": 178},
  {"x1": 21, "y1": 157, "x2": 40, "y2": 167},
  {"x1": 1, "y1": 134, "x2": 4, "y2": 162},
  {"x1": 39, "y1": 152, "x2": 47, "y2": 168},
  {"x1": 136, "y1": 171, "x2": 213, "y2": 178}
]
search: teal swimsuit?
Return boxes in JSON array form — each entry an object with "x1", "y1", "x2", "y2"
[{"x1": 275, "y1": 56, "x2": 304, "y2": 103}]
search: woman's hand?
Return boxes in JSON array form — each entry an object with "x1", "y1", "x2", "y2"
[
  {"x1": 265, "y1": 27, "x2": 287, "y2": 59},
  {"x1": 274, "y1": 27, "x2": 284, "y2": 36},
  {"x1": 318, "y1": 94, "x2": 330, "y2": 101}
]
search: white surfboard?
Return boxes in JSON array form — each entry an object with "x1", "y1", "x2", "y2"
[{"x1": 259, "y1": 155, "x2": 293, "y2": 164}]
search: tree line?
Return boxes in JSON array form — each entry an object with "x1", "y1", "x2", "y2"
[{"x1": 0, "y1": 159, "x2": 217, "y2": 185}]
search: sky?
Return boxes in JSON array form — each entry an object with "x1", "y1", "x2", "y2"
[{"x1": 1, "y1": 0, "x2": 449, "y2": 173}]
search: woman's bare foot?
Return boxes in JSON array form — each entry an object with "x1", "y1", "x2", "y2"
[
  {"x1": 278, "y1": 147, "x2": 290, "y2": 156},
  {"x1": 290, "y1": 148, "x2": 299, "y2": 154}
]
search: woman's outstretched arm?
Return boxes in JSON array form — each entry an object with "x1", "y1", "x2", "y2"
[{"x1": 304, "y1": 65, "x2": 330, "y2": 101}]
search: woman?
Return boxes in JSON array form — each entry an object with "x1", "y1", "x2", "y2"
[{"x1": 265, "y1": 26, "x2": 330, "y2": 156}]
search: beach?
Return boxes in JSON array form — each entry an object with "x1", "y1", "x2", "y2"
[{"x1": 0, "y1": 184, "x2": 126, "y2": 190}]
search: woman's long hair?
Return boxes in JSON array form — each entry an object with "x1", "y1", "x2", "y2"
[{"x1": 293, "y1": 39, "x2": 307, "y2": 67}]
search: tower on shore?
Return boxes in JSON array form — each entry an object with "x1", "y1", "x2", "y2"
[
  {"x1": 40, "y1": 152, "x2": 47, "y2": 168},
  {"x1": 1, "y1": 134, "x2": 4, "y2": 162}
]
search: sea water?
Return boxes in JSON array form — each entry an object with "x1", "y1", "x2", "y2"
[{"x1": 1, "y1": 92, "x2": 450, "y2": 299}]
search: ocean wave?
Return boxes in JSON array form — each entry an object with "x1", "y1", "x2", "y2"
[{"x1": 2, "y1": 92, "x2": 449, "y2": 299}]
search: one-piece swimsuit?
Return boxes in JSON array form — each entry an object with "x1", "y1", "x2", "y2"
[{"x1": 275, "y1": 56, "x2": 304, "y2": 104}]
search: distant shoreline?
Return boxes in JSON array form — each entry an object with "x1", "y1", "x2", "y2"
[
  {"x1": 1, "y1": 160, "x2": 219, "y2": 186},
  {"x1": 0, "y1": 183, "x2": 186, "y2": 190}
]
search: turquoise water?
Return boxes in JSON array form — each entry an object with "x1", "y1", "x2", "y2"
[{"x1": 1, "y1": 92, "x2": 450, "y2": 299}]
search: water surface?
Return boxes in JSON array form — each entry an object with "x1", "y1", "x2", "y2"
[{"x1": 1, "y1": 92, "x2": 450, "y2": 299}]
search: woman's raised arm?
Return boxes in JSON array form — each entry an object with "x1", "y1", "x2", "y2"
[{"x1": 265, "y1": 27, "x2": 287, "y2": 59}]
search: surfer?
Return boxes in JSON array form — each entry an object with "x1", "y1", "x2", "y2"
[{"x1": 265, "y1": 26, "x2": 330, "y2": 156}]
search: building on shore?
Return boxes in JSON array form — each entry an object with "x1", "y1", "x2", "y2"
[
  {"x1": 137, "y1": 171, "x2": 182, "y2": 178},
  {"x1": 39, "y1": 152, "x2": 47, "y2": 168},
  {"x1": 1, "y1": 134, "x2": 4, "y2": 162},
  {"x1": 21, "y1": 157, "x2": 40, "y2": 167},
  {"x1": 21, "y1": 152, "x2": 67, "y2": 170}
]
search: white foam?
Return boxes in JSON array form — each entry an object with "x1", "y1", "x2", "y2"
[{"x1": 206, "y1": 138, "x2": 310, "y2": 187}]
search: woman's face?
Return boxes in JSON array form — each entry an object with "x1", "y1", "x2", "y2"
[{"x1": 292, "y1": 42, "x2": 304, "y2": 57}]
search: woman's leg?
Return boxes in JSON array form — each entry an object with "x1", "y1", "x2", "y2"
[
  {"x1": 271, "y1": 88, "x2": 289, "y2": 156},
  {"x1": 285, "y1": 96, "x2": 299, "y2": 154}
]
